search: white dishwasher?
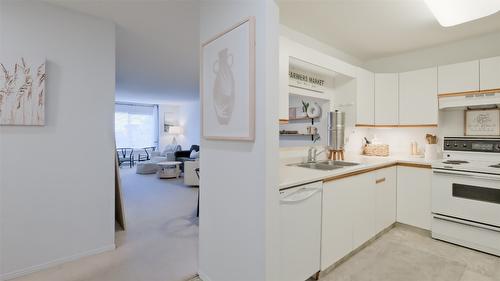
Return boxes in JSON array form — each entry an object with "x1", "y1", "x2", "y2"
[{"x1": 280, "y1": 181, "x2": 322, "y2": 281}]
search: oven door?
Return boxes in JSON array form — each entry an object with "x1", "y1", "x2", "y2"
[{"x1": 432, "y1": 169, "x2": 500, "y2": 227}]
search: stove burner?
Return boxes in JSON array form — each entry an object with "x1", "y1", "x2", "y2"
[{"x1": 442, "y1": 160, "x2": 469, "y2": 165}]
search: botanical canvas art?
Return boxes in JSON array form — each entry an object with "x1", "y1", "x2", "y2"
[
  {"x1": 201, "y1": 17, "x2": 255, "y2": 141},
  {"x1": 0, "y1": 58, "x2": 46, "y2": 126}
]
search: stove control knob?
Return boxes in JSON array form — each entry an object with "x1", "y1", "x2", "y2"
[
  {"x1": 463, "y1": 144, "x2": 468, "y2": 148},
  {"x1": 454, "y1": 143, "x2": 458, "y2": 148}
]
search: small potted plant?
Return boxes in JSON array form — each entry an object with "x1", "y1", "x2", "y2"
[{"x1": 297, "y1": 101, "x2": 309, "y2": 118}]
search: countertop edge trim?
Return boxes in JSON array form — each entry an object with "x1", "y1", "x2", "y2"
[{"x1": 322, "y1": 162, "x2": 431, "y2": 183}]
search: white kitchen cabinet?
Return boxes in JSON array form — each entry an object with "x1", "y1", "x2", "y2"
[
  {"x1": 351, "y1": 172, "x2": 375, "y2": 249},
  {"x1": 279, "y1": 37, "x2": 290, "y2": 121},
  {"x1": 397, "y1": 166, "x2": 432, "y2": 230},
  {"x1": 321, "y1": 178, "x2": 353, "y2": 270},
  {"x1": 356, "y1": 68, "x2": 375, "y2": 125},
  {"x1": 375, "y1": 73, "x2": 399, "y2": 125},
  {"x1": 374, "y1": 167, "x2": 397, "y2": 234},
  {"x1": 480, "y1": 56, "x2": 500, "y2": 91},
  {"x1": 399, "y1": 67, "x2": 438, "y2": 125},
  {"x1": 438, "y1": 60, "x2": 479, "y2": 94}
]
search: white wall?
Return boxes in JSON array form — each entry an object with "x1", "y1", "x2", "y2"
[
  {"x1": 364, "y1": 30, "x2": 500, "y2": 73},
  {"x1": 199, "y1": 1, "x2": 280, "y2": 281},
  {"x1": 0, "y1": 0, "x2": 4, "y2": 277},
  {"x1": 158, "y1": 101, "x2": 200, "y2": 150},
  {"x1": 280, "y1": 25, "x2": 363, "y2": 67},
  {"x1": 0, "y1": 1, "x2": 116, "y2": 279}
]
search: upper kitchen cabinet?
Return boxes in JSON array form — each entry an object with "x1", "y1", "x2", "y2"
[
  {"x1": 279, "y1": 37, "x2": 291, "y2": 121},
  {"x1": 356, "y1": 68, "x2": 375, "y2": 125},
  {"x1": 399, "y1": 67, "x2": 438, "y2": 125},
  {"x1": 375, "y1": 73, "x2": 399, "y2": 125},
  {"x1": 438, "y1": 60, "x2": 479, "y2": 94},
  {"x1": 480, "y1": 56, "x2": 500, "y2": 91}
]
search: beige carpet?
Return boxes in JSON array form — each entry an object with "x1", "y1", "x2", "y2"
[{"x1": 13, "y1": 167, "x2": 199, "y2": 281}]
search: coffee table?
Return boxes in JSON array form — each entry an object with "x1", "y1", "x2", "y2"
[{"x1": 157, "y1": 161, "x2": 182, "y2": 179}]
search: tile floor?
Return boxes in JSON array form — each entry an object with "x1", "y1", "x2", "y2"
[
  {"x1": 185, "y1": 226, "x2": 500, "y2": 281},
  {"x1": 319, "y1": 225, "x2": 500, "y2": 281}
]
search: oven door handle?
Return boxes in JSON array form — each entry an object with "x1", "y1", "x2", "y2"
[
  {"x1": 433, "y1": 214, "x2": 500, "y2": 232},
  {"x1": 433, "y1": 169, "x2": 500, "y2": 181}
]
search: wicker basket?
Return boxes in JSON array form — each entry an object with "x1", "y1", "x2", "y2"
[{"x1": 363, "y1": 144, "x2": 389, "y2": 157}]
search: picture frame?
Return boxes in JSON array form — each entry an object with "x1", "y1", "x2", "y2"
[
  {"x1": 201, "y1": 17, "x2": 255, "y2": 141},
  {"x1": 0, "y1": 57, "x2": 46, "y2": 126},
  {"x1": 465, "y1": 108, "x2": 500, "y2": 136}
]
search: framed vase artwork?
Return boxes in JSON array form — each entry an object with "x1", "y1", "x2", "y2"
[
  {"x1": 465, "y1": 108, "x2": 500, "y2": 136},
  {"x1": 201, "y1": 17, "x2": 255, "y2": 141},
  {"x1": 0, "y1": 57, "x2": 46, "y2": 126}
]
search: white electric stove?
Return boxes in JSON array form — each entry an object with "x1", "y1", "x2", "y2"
[{"x1": 431, "y1": 137, "x2": 500, "y2": 256}]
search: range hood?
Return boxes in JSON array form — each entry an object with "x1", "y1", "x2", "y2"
[{"x1": 439, "y1": 91, "x2": 500, "y2": 110}]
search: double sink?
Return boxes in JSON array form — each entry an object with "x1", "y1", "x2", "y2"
[{"x1": 290, "y1": 160, "x2": 360, "y2": 171}]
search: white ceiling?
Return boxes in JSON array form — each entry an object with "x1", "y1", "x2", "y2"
[
  {"x1": 48, "y1": 0, "x2": 500, "y2": 103},
  {"x1": 48, "y1": 0, "x2": 200, "y2": 103},
  {"x1": 279, "y1": 0, "x2": 500, "y2": 61}
]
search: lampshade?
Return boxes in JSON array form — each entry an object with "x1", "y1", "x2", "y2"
[
  {"x1": 169, "y1": 126, "x2": 184, "y2": 135},
  {"x1": 424, "y1": 0, "x2": 500, "y2": 27}
]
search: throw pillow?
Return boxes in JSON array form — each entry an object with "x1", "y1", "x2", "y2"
[
  {"x1": 161, "y1": 144, "x2": 180, "y2": 157},
  {"x1": 190, "y1": 150, "x2": 200, "y2": 159}
]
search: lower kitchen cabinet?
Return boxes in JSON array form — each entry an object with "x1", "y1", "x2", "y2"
[
  {"x1": 397, "y1": 166, "x2": 432, "y2": 230},
  {"x1": 351, "y1": 173, "x2": 375, "y2": 249},
  {"x1": 321, "y1": 177, "x2": 353, "y2": 270},
  {"x1": 321, "y1": 166, "x2": 397, "y2": 270},
  {"x1": 374, "y1": 167, "x2": 397, "y2": 234}
]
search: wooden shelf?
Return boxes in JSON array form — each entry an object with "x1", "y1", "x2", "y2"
[
  {"x1": 288, "y1": 116, "x2": 317, "y2": 121},
  {"x1": 280, "y1": 133, "x2": 318, "y2": 136},
  {"x1": 355, "y1": 124, "x2": 438, "y2": 128},
  {"x1": 289, "y1": 86, "x2": 330, "y2": 101}
]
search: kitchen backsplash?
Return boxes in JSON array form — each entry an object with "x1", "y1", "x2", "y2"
[{"x1": 345, "y1": 127, "x2": 440, "y2": 156}]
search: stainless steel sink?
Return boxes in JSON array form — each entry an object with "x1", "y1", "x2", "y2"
[
  {"x1": 293, "y1": 163, "x2": 343, "y2": 171},
  {"x1": 316, "y1": 160, "x2": 360, "y2": 167},
  {"x1": 289, "y1": 160, "x2": 360, "y2": 171}
]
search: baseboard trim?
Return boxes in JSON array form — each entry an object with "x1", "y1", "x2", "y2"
[{"x1": 1, "y1": 244, "x2": 116, "y2": 281}]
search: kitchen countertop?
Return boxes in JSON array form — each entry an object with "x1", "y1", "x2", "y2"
[{"x1": 279, "y1": 153, "x2": 436, "y2": 189}]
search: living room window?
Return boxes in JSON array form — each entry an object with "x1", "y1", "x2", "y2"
[{"x1": 115, "y1": 102, "x2": 159, "y2": 148}]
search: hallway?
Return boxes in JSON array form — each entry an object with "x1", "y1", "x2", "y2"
[{"x1": 12, "y1": 168, "x2": 199, "y2": 281}]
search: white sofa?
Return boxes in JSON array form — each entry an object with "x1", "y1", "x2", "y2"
[
  {"x1": 184, "y1": 160, "x2": 199, "y2": 186},
  {"x1": 150, "y1": 144, "x2": 181, "y2": 162},
  {"x1": 136, "y1": 144, "x2": 181, "y2": 174}
]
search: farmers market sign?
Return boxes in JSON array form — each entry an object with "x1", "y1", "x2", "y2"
[{"x1": 289, "y1": 70, "x2": 325, "y2": 93}]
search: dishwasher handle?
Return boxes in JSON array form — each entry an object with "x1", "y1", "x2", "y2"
[{"x1": 280, "y1": 187, "x2": 321, "y2": 203}]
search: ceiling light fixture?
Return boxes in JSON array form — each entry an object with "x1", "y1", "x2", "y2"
[{"x1": 424, "y1": 0, "x2": 500, "y2": 27}]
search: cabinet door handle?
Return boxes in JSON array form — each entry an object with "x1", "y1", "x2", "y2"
[{"x1": 375, "y1": 178, "x2": 386, "y2": 184}]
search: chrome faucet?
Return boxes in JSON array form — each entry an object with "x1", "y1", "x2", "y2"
[{"x1": 307, "y1": 146, "x2": 325, "y2": 163}]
